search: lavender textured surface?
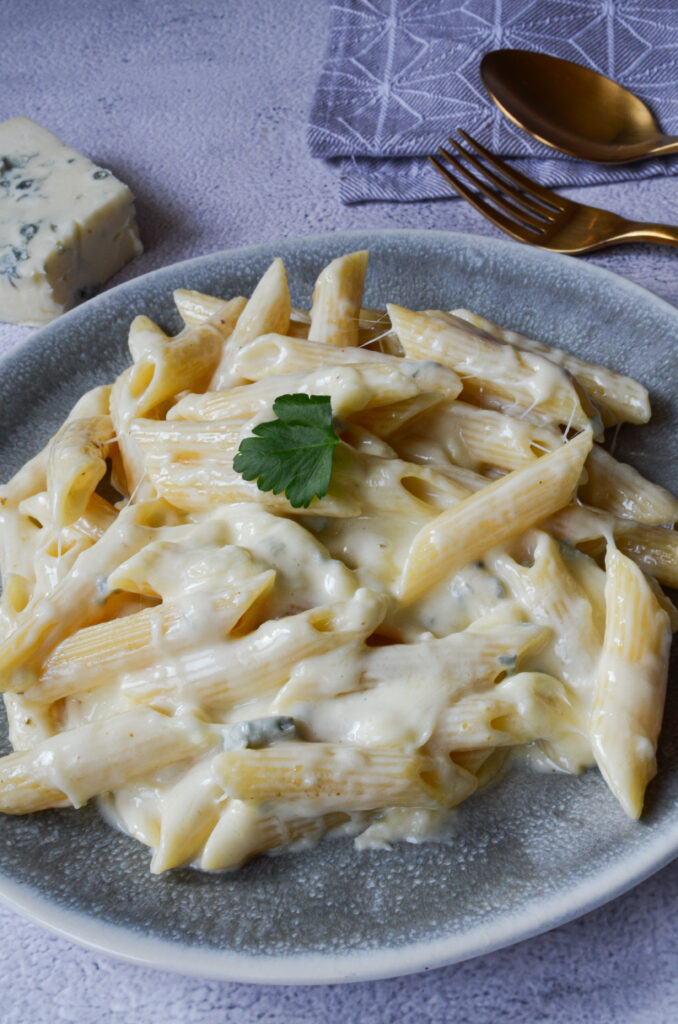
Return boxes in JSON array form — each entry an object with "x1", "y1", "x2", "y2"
[
  {"x1": 308, "y1": 0, "x2": 678, "y2": 202},
  {"x1": 1, "y1": 1, "x2": 678, "y2": 1021}
]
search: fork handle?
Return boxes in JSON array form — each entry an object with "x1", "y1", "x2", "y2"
[{"x1": 620, "y1": 222, "x2": 678, "y2": 246}]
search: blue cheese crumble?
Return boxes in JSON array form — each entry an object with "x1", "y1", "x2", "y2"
[{"x1": 0, "y1": 117, "x2": 143, "y2": 325}]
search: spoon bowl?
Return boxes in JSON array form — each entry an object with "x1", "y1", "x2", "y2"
[{"x1": 480, "y1": 49, "x2": 678, "y2": 163}]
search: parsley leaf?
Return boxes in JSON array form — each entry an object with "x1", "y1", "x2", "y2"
[{"x1": 233, "y1": 394, "x2": 340, "y2": 508}]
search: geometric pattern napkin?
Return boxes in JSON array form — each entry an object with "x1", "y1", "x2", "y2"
[{"x1": 308, "y1": 0, "x2": 678, "y2": 203}]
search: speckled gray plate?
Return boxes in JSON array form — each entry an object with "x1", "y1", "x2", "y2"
[{"x1": 0, "y1": 229, "x2": 677, "y2": 984}]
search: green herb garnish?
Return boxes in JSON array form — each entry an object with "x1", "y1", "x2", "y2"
[{"x1": 233, "y1": 394, "x2": 340, "y2": 508}]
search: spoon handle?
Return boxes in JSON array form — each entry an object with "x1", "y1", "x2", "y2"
[
  {"x1": 621, "y1": 222, "x2": 678, "y2": 246},
  {"x1": 651, "y1": 136, "x2": 678, "y2": 158}
]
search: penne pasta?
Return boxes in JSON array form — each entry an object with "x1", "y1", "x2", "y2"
[
  {"x1": 546, "y1": 503, "x2": 678, "y2": 590},
  {"x1": 224, "y1": 331, "x2": 463, "y2": 397},
  {"x1": 589, "y1": 547, "x2": 671, "y2": 818},
  {"x1": 399, "y1": 430, "x2": 592, "y2": 604},
  {"x1": 214, "y1": 742, "x2": 476, "y2": 813},
  {"x1": 451, "y1": 307, "x2": 651, "y2": 427},
  {"x1": 308, "y1": 249, "x2": 368, "y2": 348},
  {"x1": 391, "y1": 399, "x2": 564, "y2": 473},
  {"x1": 122, "y1": 589, "x2": 387, "y2": 709},
  {"x1": 46, "y1": 415, "x2": 113, "y2": 529},
  {"x1": 428, "y1": 672, "x2": 579, "y2": 752},
  {"x1": 211, "y1": 258, "x2": 291, "y2": 388},
  {"x1": 151, "y1": 760, "x2": 225, "y2": 873},
  {"x1": 0, "y1": 708, "x2": 217, "y2": 813},
  {"x1": 581, "y1": 444, "x2": 678, "y2": 525},
  {"x1": 0, "y1": 249, "x2": 674, "y2": 873},
  {"x1": 0, "y1": 499, "x2": 184, "y2": 691},
  {"x1": 28, "y1": 570, "x2": 276, "y2": 703},
  {"x1": 388, "y1": 305, "x2": 600, "y2": 436},
  {"x1": 199, "y1": 802, "x2": 350, "y2": 872}
]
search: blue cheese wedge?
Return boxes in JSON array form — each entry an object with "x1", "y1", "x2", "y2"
[{"x1": 0, "y1": 117, "x2": 143, "y2": 325}]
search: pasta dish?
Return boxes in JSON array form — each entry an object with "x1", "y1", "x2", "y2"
[{"x1": 0, "y1": 249, "x2": 675, "y2": 874}]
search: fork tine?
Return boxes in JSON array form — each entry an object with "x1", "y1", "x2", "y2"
[
  {"x1": 438, "y1": 146, "x2": 547, "y2": 232},
  {"x1": 457, "y1": 129, "x2": 570, "y2": 211},
  {"x1": 428, "y1": 155, "x2": 538, "y2": 243},
  {"x1": 444, "y1": 138, "x2": 559, "y2": 223}
]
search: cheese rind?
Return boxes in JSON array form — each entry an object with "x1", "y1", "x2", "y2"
[{"x1": 0, "y1": 117, "x2": 143, "y2": 326}]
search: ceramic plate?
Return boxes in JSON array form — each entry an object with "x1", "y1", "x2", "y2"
[{"x1": 0, "y1": 230, "x2": 677, "y2": 984}]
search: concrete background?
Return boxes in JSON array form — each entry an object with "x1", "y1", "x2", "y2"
[{"x1": 1, "y1": 2, "x2": 677, "y2": 1020}]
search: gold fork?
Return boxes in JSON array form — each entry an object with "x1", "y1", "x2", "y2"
[{"x1": 429, "y1": 130, "x2": 678, "y2": 254}]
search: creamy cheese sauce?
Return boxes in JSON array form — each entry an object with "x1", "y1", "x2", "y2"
[{"x1": 1, "y1": 262, "x2": 674, "y2": 873}]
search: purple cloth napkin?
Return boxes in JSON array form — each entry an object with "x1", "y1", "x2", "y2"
[{"x1": 308, "y1": 0, "x2": 678, "y2": 203}]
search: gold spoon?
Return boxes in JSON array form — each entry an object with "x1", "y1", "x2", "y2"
[{"x1": 480, "y1": 49, "x2": 678, "y2": 163}]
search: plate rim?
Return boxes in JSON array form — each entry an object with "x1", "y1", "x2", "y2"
[
  {"x1": 1, "y1": 823, "x2": 678, "y2": 984},
  {"x1": 1, "y1": 226, "x2": 677, "y2": 984}
]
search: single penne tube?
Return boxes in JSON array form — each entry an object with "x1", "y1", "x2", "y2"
[
  {"x1": 172, "y1": 289, "x2": 248, "y2": 328},
  {"x1": 391, "y1": 443, "x2": 492, "y2": 495},
  {"x1": 130, "y1": 417, "x2": 247, "y2": 458},
  {"x1": 0, "y1": 503, "x2": 42, "y2": 617},
  {"x1": 211, "y1": 258, "x2": 292, "y2": 388},
  {"x1": 169, "y1": 364, "x2": 446, "y2": 423},
  {"x1": 350, "y1": 393, "x2": 444, "y2": 439},
  {"x1": 398, "y1": 429, "x2": 592, "y2": 603},
  {"x1": 546, "y1": 504, "x2": 678, "y2": 590},
  {"x1": 106, "y1": 520, "x2": 267, "y2": 600},
  {"x1": 308, "y1": 249, "x2": 368, "y2": 347},
  {"x1": 0, "y1": 385, "x2": 112, "y2": 509},
  {"x1": 46, "y1": 415, "x2": 113, "y2": 529},
  {"x1": 589, "y1": 547, "x2": 671, "y2": 819},
  {"x1": 388, "y1": 305, "x2": 600, "y2": 436},
  {"x1": 224, "y1": 332, "x2": 462, "y2": 398},
  {"x1": 127, "y1": 313, "x2": 168, "y2": 350},
  {"x1": 429, "y1": 672, "x2": 577, "y2": 752},
  {"x1": 615, "y1": 524, "x2": 678, "y2": 593},
  {"x1": 27, "y1": 570, "x2": 276, "y2": 703},
  {"x1": 151, "y1": 760, "x2": 225, "y2": 874},
  {"x1": 135, "y1": 444, "x2": 361, "y2": 518},
  {"x1": 580, "y1": 444, "x2": 678, "y2": 525},
  {"x1": 123, "y1": 589, "x2": 388, "y2": 708},
  {"x1": 213, "y1": 742, "x2": 475, "y2": 813},
  {"x1": 343, "y1": 448, "x2": 470, "y2": 520},
  {"x1": 273, "y1": 619, "x2": 548, "y2": 710},
  {"x1": 0, "y1": 499, "x2": 184, "y2": 691},
  {"x1": 125, "y1": 298, "x2": 247, "y2": 420},
  {"x1": 391, "y1": 400, "x2": 564, "y2": 473},
  {"x1": 451, "y1": 307, "x2": 651, "y2": 427},
  {"x1": 486, "y1": 532, "x2": 603, "y2": 696},
  {"x1": 199, "y1": 801, "x2": 350, "y2": 872},
  {"x1": 174, "y1": 285, "x2": 311, "y2": 338},
  {"x1": 0, "y1": 708, "x2": 217, "y2": 814},
  {"x1": 168, "y1": 376, "x2": 306, "y2": 422}
]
